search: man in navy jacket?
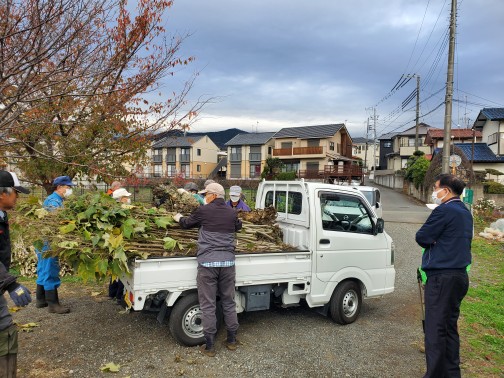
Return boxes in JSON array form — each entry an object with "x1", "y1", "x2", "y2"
[{"x1": 416, "y1": 174, "x2": 472, "y2": 378}]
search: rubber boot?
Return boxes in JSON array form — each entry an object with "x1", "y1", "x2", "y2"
[
  {"x1": 225, "y1": 330, "x2": 238, "y2": 351},
  {"x1": 0, "y1": 354, "x2": 17, "y2": 378},
  {"x1": 46, "y1": 289, "x2": 70, "y2": 314},
  {"x1": 36, "y1": 284, "x2": 48, "y2": 308},
  {"x1": 200, "y1": 334, "x2": 216, "y2": 357}
]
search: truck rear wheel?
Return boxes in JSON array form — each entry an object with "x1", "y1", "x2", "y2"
[
  {"x1": 169, "y1": 293, "x2": 205, "y2": 346},
  {"x1": 329, "y1": 281, "x2": 362, "y2": 325}
]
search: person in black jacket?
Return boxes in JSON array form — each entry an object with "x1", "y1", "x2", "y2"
[
  {"x1": 173, "y1": 183, "x2": 242, "y2": 357},
  {"x1": 0, "y1": 171, "x2": 32, "y2": 377},
  {"x1": 416, "y1": 174, "x2": 472, "y2": 378}
]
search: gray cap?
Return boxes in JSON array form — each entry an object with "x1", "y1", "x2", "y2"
[
  {"x1": 184, "y1": 182, "x2": 199, "y2": 192},
  {"x1": 204, "y1": 179, "x2": 215, "y2": 188}
]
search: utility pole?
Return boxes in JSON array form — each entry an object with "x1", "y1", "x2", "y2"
[
  {"x1": 364, "y1": 118, "x2": 369, "y2": 172},
  {"x1": 442, "y1": 0, "x2": 457, "y2": 173},
  {"x1": 373, "y1": 108, "x2": 377, "y2": 173},
  {"x1": 415, "y1": 75, "x2": 420, "y2": 151}
]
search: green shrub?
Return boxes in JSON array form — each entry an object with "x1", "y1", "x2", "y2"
[
  {"x1": 482, "y1": 181, "x2": 504, "y2": 194},
  {"x1": 276, "y1": 171, "x2": 297, "y2": 180}
]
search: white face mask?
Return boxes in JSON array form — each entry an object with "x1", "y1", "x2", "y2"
[
  {"x1": 64, "y1": 188, "x2": 73, "y2": 198},
  {"x1": 431, "y1": 188, "x2": 447, "y2": 205}
]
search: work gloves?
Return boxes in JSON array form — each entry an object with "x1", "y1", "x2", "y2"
[
  {"x1": 9, "y1": 284, "x2": 32, "y2": 307},
  {"x1": 177, "y1": 188, "x2": 187, "y2": 195},
  {"x1": 173, "y1": 213, "x2": 183, "y2": 223}
]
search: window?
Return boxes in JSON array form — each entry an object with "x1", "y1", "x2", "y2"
[
  {"x1": 320, "y1": 193, "x2": 373, "y2": 234},
  {"x1": 230, "y1": 163, "x2": 241, "y2": 178},
  {"x1": 383, "y1": 142, "x2": 392, "y2": 148},
  {"x1": 282, "y1": 161, "x2": 299, "y2": 172},
  {"x1": 265, "y1": 191, "x2": 302, "y2": 215},
  {"x1": 180, "y1": 164, "x2": 190, "y2": 177},
  {"x1": 167, "y1": 165, "x2": 176, "y2": 177},
  {"x1": 330, "y1": 142, "x2": 335, "y2": 151},
  {"x1": 250, "y1": 163, "x2": 261, "y2": 178},
  {"x1": 197, "y1": 148, "x2": 201, "y2": 156},
  {"x1": 197, "y1": 164, "x2": 201, "y2": 172},
  {"x1": 153, "y1": 165, "x2": 162, "y2": 177}
]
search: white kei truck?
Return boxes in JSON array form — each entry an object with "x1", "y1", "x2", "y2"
[{"x1": 121, "y1": 180, "x2": 396, "y2": 346}]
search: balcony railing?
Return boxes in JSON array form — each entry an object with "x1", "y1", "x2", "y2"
[
  {"x1": 166, "y1": 154, "x2": 176, "y2": 163},
  {"x1": 249, "y1": 153, "x2": 262, "y2": 161},
  {"x1": 229, "y1": 153, "x2": 242, "y2": 162},
  {"x1": 179, "y1": 154, "x2": 190, "y2": 162},
  {"x1": 153, "y1": 155, "x2": 162, "y2": 163},
  {"x1": 273, "y1": 146, "x2": 324, "y2": 156}
]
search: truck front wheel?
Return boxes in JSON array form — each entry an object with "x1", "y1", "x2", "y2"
[
  {"x1": 329, "y1": 281, "x2": 362, "y2": 325},
  {"x1": 169, "y1": 293, "x2": 205, "y2": 346}
]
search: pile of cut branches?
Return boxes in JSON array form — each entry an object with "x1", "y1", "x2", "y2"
[{"x1": 11, "y1": 193, "x2": 292, "y2": 282}]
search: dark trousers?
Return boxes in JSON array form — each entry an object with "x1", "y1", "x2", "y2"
[
  {"x1": 423, "y1": 271, "x2": 469, "y2": 378},
  {"x1": 197, "y1": 265, "x2": 239, "y2": 338}
]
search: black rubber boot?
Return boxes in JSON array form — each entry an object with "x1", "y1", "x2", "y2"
[
  {"x1": 35, "y1": 284, "x2": 48, "y2": 308},
  {"x1": 225, "y1": 330, "x2": 238, "y2": 351},
  {"x1": 46, "y1": 289, "x2": 70, "y2": 314},
  {"x1": 200, "y1": 334, "x2": 216, "y2": 357}
]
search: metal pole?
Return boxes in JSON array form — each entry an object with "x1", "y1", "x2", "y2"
[
  {"x1": 442, "y1": 0, "x2": 457, "y2": 173},
  {"x1": 364, "y1": 118, "x2": 369, "y2": 171},
  {"x1": 470, "y1": 128, "x2": 475, "y2": 188},
  {"x1": 373, "y1": 108, "x2": 377, "y2": 174},
  {"x1": 415, "y1": 75, "x2": 420, "y2": 151}
]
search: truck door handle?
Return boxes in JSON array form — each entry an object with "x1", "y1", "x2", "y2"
[{"x1": 319, "y1": 239, "x2": 330, "y2": 244}]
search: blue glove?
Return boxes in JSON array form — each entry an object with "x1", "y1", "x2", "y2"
[{"x1": 9, "y1": 284, "x2": 32, "y2": 307}]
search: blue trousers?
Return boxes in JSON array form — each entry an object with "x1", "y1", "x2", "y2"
[
  {"x1": 423, "y1": 271, "x2": 469, "y2": 378},
  {"x1": 36, "y1": 253, "x2": 61, "y2": 290}
]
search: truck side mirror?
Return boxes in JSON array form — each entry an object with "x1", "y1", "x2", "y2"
[
  {"x1": 375, "y1": 218, "x2": 385, "y2": 234},
  {"x1": 376, "y1": 202, "x2": 380, "y2": 208}
]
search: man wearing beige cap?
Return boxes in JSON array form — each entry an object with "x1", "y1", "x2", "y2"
[{"x1": 173, "y1": 183, "x2": 242, "y2": 357}]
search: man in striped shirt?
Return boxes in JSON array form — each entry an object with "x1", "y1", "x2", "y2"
[{"x1": 173, "y1": 183, "x2": 242, "y2": 357}]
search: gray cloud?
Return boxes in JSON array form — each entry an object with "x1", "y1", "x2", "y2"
[{"x1": 164, "y1": 0, "x2": 504, "y2": 137}]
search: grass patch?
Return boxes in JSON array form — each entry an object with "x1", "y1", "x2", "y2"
[{"x1": 459, "y1": 237, "x2": 504, "y2": 377}]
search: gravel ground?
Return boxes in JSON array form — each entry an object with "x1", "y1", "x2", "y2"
[{"x1": 12, "y1": 222, "x2": 427, "y2": 378}]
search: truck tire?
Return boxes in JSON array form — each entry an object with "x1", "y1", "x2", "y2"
[
  {"x1": 169, "y1": 293, "x2": 205, "y2": 346},
  {"x1": 329, "y1": 281, "x2": 362, "y2": 325},
  {"x1": 168, "y1": 293, "x2": 223, "y2": 347}
]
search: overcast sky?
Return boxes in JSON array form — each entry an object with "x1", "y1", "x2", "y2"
[{"x1": 163, "y1": 0, "x2": 504, "y2": 138}]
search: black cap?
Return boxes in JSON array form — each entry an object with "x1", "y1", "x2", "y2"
[{"x1": 0, "y1": 170, "x2": 30, "y2": 194}]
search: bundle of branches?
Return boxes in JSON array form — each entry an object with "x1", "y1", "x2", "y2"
[
  {"x1": 11, "y1": 193, "x2": 293, "y2": 282},
  {"x1": 152, "y1": 183, "x2": 200, "y2": 213}
]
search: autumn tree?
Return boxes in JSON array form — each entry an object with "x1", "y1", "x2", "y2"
[{"x1": 0, "y1": 0, "x2": 207, "y2": 192}]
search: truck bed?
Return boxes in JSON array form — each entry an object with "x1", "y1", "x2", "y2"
[{"x1": 123, "y1": 250, "x2": 312, "y2": 310}]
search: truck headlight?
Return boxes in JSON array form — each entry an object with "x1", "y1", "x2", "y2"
[{"x1": 390, "y1": 241, "x2": 395, "y2": 265}]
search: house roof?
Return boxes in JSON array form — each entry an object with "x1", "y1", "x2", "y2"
[
  {"x1": 473, "y1": 108, "x2": 504, "y2": 129},
  {"x1": 152, "y1": 135, "x2": 204, "y2": 148},
  {"x1": 453, "y1": 143, "x2": 504, "y2": 163},
  {"x1": 352, "y1": 137, "x2": 373, "y2": 144},
  {"x1": 397, "y1": 123, "x2": 438, "y2": 136},
  {"x1": 224, "y1": 132, "x2": 275, "y2": 146},
  {"x1": 426, "y1": 128, "x2": 482, "y2": 139},
  {"x1": 424, "y1": 128, "x2": 482, "y2": 145},
  {"x1": 378, "y1": 132, "x2": 398, "y2": 140},
  {"x1": 273, "y1": 124, "x2": 344, "y2": 139}
]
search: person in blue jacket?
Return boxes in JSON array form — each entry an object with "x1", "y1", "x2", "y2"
[
  {"x1": 415, "y1": 174, "x2": 472, "y2": 378},
  {"x1": 36, "y1": 176, "x2": 76, "y2": 314}
]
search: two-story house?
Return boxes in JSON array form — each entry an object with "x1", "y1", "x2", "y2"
[
  {"x1": 352, "y1": 137, "x2": 379, "y2": 171},
  {"x1": 424, "y1": 128, "x2": 482, "y2": 153},
  {"x1": 378, "y1": 132, "x2": 397, "y2": 170},
  {"x1": 473, "y1": 108, "x2": 504, "y2": 155},
  {"x1": 386, "y1": 123, "x2": 439, "y2": 170},
  {"x1": 224, "y1": 132, "x2": 275, "y2": 179},
  {"x1": 149, "y1": 135, "x2": 220, "y2": 178},
  {"x1": 271, "y1": 123, "x2": 360, "y2": 181}
]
